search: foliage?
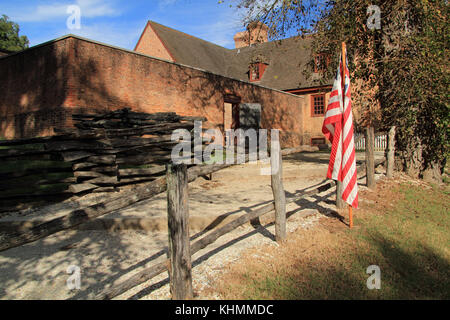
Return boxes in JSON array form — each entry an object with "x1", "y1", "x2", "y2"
[
  {"x1": 228, "y1": 0, "x2": 449, "y2": 181},
  {"x1": 0, "y1": 15, "x2": 29, "y2": 52}
]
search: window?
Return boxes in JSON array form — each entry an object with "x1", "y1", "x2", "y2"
[
  {"x1": 314, "y1": 53, "x2": 329, "y2": 73},
  {"x1": 311, "y1": 138, "x2": 326, "y2": 146},
  {"x1": 249, "y1": 62, "x2": 267, "y2": 81},
  {"x1": 250, "y1": 63, "x2": 261, "y2": 81},
  {"x1": 311, "y1": 94, "x2": 325, "y2": 116}
]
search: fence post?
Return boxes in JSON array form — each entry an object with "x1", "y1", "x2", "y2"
[
  {"x1": 336, "y1": 181, "x2": 345, "y2": 209},
  {"x1": 386, "y1": 126, "x2": 396, "y2": 178},
  {"x1": 270, "y1": 132, "x2": 286, "y2": 242},
  {"x1": 166, "y1": 163, "x2": 193, "y2": 300},
  {"x1": 365, "y1": 126, "x2": 375, "y2": 189}
]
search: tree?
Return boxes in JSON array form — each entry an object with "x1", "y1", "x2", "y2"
[
  {"x1": 231, "y1": 0, "x2": 448, "y2": 182},
  {"x1": 0, "y1": 15, "x2": 29, "y2": 52}
]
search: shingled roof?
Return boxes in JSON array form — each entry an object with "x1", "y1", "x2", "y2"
[
  {"x1": 146, "y1": 21, "x2": 332, "y2": 91},
  {"x1": 148, "y1": 21, "x2": 234, "y2": 77}
]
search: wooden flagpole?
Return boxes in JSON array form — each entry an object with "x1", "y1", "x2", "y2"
[{"x1": 342, "y1": 42, "x2": 353, "y2": 229}]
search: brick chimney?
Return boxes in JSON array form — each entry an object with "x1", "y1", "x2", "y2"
[{"x1": 234, "y1": 22, "x2": 269, "y2": 48}]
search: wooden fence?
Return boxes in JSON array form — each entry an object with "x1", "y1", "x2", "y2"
[
  {"x1": 355, "y1": 133, "x2": 387, "y2": 151},
  {"x1": 0, "y1": 108, "x2": 206, "y2": 210},
  {"x1": 0, "y1": 117, "x2": 396, "y2": 300}
]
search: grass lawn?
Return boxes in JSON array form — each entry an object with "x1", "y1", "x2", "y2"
[{"x1": 213, "y1": 176, "x2": 450, "y2": 299}]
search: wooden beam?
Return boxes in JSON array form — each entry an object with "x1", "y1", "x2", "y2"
[
  {"x1": 270, "y1": 137, "x2": 286, "y2": 242},
  {"x1": 336, "y1": 181, "x2": 345, "y2": 209},
  {"x1": 365, "y1": 126, "x2": 375, "y2": 189},
  {"x1": 166, "y1": 163, "x2": 193, "y2": 300}
]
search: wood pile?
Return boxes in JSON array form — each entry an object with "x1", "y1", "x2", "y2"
[{"x1": 0, "y1": 108, "x2": 207, "y2": 202}]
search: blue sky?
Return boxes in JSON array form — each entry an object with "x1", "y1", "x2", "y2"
[{"x1": 0, "y1": 0, "x2": 248, "y2": 50}]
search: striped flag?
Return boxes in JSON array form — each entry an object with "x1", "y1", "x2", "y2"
[{"x1": 322, "y1": 50, "x2": 358, "y2": 209}]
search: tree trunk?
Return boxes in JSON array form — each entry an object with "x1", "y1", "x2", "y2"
[
  {"x1": 386, "y1": 126, "x2": 396, "y2": 178},
  {"x1": 365, "y1": 126, "x2": 375, "y2": 189},
  {"x1": 397, "y1": 133, "x2": 443, "y2": 184}
]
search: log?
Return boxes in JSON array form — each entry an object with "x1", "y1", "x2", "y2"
[
  {"x1": 280, "y1": 145, "x2": 319, "y2": 155},
  {"x1": 365, "y1": 126, "x2": 375, "y2": 189},
  {"x1": 62, "y1": 151, "x2": 95, "y2": 162},
  {"x1": 0, "y1": 177, "x2": 75, "y2": 190},
  {"x1": 88, "y1": 166, "x2": 118, "y2": 174},
  {"x1": 86, "y1": 155, "x2": 116, "y2": 165},
  {"x1": 97, "y1": 122, "x2": 194, "y2": 137},
  {"x1": 68, "y1": 183, "x2": 98, "y2": 194},
  {"x1": 117, "y1": 176, "x2": 157, "y2": 185},
  {"x1": 92, "y1": 187, "x2": 117, "y2": 193},
  {"x1": 0, "y1": 148, "x2": 48, "y2": 159},
  {"x1": 118, "y1": 166, "x2": 165, "y2": 178},
  {"x1": 0, "y1": 166, "x2": 72, "y2": 180},
  {"x1": 84, "y1": 176, "x2": 118, "y2": 186},
  {"x1": 270, "y1": 136, "x2": 286, "y2": 242},
  {"x1": 108, "y1": 135, "x2": 173, "y2": 148},
  {"x1": 0, "y1": 191, "x2": 71, "y2": 201},
  {"x1": 386, "y1": 126, "x2": 396, "y2": 179},
  {"x1": 74, "y1": 171, "x2": 107, "y2": 178},
  {"x1": 166, "y1": 164, "x2": 193, "y2": 299},
  {"x1": 44, "y1": 140, "x2": 112, "y2": 152},
  {"x1": 72, "y1": 162, "x2": 97, "y2": 171},
  {"x1": 179, "y1": 116, "x2": 207, "y2": 122},
  {"x1": 116, "y1": 154, "x2": 172, "y2": 165},
  {"x1": 0, "y1": 135, "x2": 71, "y2": 147}
]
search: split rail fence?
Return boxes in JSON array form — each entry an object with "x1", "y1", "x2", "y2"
[
  {"x1": 0, "y1": 108, "x2": 396, "y2": 300},
  {"x1": 0, "y1": 108, "x2": 206, "y2": 210}
]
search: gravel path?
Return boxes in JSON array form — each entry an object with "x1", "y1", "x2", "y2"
[{"x1": 0, "y1": 152, "x2": 384, "y2": 300}]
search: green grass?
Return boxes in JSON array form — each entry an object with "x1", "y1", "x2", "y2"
[{"x1": 220, "y1": 181, "x2": 450, "y2": 299}]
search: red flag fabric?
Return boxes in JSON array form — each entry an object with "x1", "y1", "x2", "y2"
[{"x1": 322, "y1": 51, "x2": 358, "y2": 209}]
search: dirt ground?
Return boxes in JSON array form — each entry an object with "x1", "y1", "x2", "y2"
[{"x1": 0, "y1": 151, "x2": 384, "y2": 300}]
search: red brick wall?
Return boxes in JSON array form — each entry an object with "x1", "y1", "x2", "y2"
[
  {"x1": 0, "y1": 39, "x2": 74, "y2": 138},
  {"x1": 0, "y1": 36, "x2": 307, "y2": 147},
  {"x1": 134, "y1": 22, "x2": 174, "y2": 61}
]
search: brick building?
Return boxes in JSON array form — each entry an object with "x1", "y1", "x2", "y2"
[{"x1": 0, "y1": 21, "x2": 332, "y2": 147}]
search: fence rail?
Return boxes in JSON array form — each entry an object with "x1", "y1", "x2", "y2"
[
  {"x1": 0, "y1": 116, "x2": 395, "y2": 300},
  {"x1": 0, "y1": 108, "x2": 206, "y2": 208}
]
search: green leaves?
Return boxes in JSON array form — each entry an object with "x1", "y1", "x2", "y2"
[
  {"x1": 234, "y1": 0, "x2": 448, "y2": 180},
  {"x1": 0, "y1": 15, "x2": 29, "y2": 52}
]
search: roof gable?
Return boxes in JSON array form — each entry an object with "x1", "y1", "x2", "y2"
[
  {"x1": 135, "y1": 21, "x2": 332, "y2": 91},
  {"x1": 147, "y1": 21, "x2": 234, "y2": 77},
  {"x1": 135, "y1": 21, "x2": 175, "y2": 62}
]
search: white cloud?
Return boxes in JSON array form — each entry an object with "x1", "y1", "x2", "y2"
[
  {"x1": 77, "y1": 0, "x2": 119, "y2": 18},
  {"x1": 194, "y1": 10, "x2": 244, "y2": 48},
  {"x1": 67, "y1": 22, "x2": 143, "y2": 50},
  {"x1": 10, "y1": 0, "x2": 120, "y2": 22}
]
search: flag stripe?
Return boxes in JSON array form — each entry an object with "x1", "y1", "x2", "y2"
[{"x1": 321, "y1": 50, "x2": 358, "y2": 209}]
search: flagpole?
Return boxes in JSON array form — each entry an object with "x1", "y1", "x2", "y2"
[{"x1": 341, "y1": 42, "x2": 353, "y2": 229}]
